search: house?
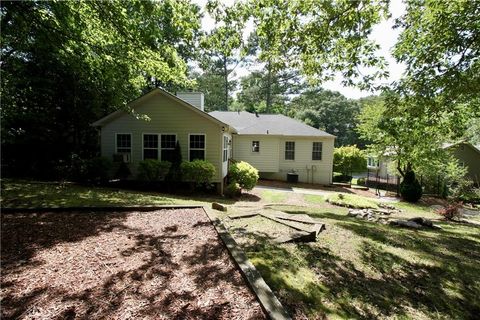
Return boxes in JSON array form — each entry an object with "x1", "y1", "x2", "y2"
[
  {"x1": 92, "y1": 88, "x2": 335, "y2": 192},
  {"x1": 367, "y1": 142, "x2": 480, "y2": 183},
  {"x1": 443, "y1": 142, "x2": 480, "y2": 183},
  {"x1": 209, "y1": 111, "x2": 335, "y2": 185}
]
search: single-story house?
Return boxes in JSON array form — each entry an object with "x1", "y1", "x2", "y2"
[{"x1": 92, "y1": 88, "x2": 335, "y2": 192}]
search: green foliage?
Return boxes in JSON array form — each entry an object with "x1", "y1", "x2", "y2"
[
  {"x1": 400, "y1": 170, "x2": 423, "y2": 203},
  {"x1": 225, "y1": 182, "x2": 242, "y2": 198},
  {"x1": 229, "y1": 161, "x2": 259, "y2": 191},
  {"x1": 332, "y1": 175, "x2": 352, "y2": 183},
  {"x1": 115, "y1": 162, "x2": 131, "y2": 180},
  {"x1": 1, "y1": 1, "x2": 201, "y2": 177},
  {"x1": 137, "y1": 160, "x2": 171, "y2": 182},
  {"x1": 357, "y1": 178, "x2": 366, "y2": 186},
  {"x1": 84, "y1": 157, "x2": 112, "y2": 183},
  {"x1": 180, "y1": 160, "x2": 216, "y2": 185},
  {"x1": 293, "y1": 88, "x2": 362, "y2": 146},
  {"x1": 333, "y1": 146, "x2": 367, "y2": 177}
]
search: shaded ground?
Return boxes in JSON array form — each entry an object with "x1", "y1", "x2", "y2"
[
  {"x1": 219, "y1": 188, "x2": 480, "y2": 319},
  {"x1": 1, "y1": 209, "x2": 265, "y2": 320}
]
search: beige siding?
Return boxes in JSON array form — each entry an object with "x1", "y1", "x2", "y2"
[
  {"x1": 261, "y1": 137, "x2": 334, "y2": 184},
  {"x1": 451, "y1": 144, "x2": 480, "y2": 182},
  {"x1": 100, "y1": 92, "x2": 224, "y2": 182},
  {"x1": 232, "y1": 135, "x2": 280, "y2": 172}
]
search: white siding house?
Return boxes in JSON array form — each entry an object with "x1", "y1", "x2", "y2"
[
  {"x1": 93, "y1": 88, "x2": 336, "y2": 192},
  {"x1": 210, "y1": 111, "x2": 336, "y2": 185}
]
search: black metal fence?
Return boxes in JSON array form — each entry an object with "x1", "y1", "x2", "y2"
[
  {"x1": 366, "y1": 169, "x2": 400, "y2": 196},
  {"x1": 365, "y1": 169, "x2": 446, "y2": 197}
]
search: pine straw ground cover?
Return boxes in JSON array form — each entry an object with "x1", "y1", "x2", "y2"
[{"x1": 1, "y1": 209, "x2": 265, "y2": 320}]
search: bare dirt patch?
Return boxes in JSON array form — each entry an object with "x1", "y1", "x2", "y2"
[{"x1": 1, "y1": 209, "x2": 265, "y2": 319}]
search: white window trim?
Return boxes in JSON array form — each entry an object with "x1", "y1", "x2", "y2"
[
  {"x1": 312, "y1": 142, "x2": 323, "y2": 161},
  {"x1": 115, "y1": 133, "x2": 132, "y2": 163},
  {"x1": 285, "y1": 141, "x2": 295, "y2": 161},
  {"x1": 160, "y1": 133, "x2": 177, "y2": 161},
  {"x1": 188, "y1": 133, "x2": 206, "y2": 161},
  {"x1": 142, "y1": 133, "x2": 159, "y2": 160},
  {"x1": 223, "y1": 135, "x2": 229, "y2": 162}
]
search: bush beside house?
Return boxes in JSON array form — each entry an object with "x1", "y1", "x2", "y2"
[{"x1": 228, "y1": 161, "x2": 259, "y2": 194}]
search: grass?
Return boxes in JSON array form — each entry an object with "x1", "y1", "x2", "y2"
[
  {"x1": 326, "y1": 193, "x2": 379, "y2": 209},
  {"x1": 228, "y1": 197, "x2": 480, "y2": 319},
  {"x1": 0, "y1": 180, "x2": 231, "y2": 208},
  {"x1": 303, "y1": 194, "x2": 325, "y2": 204},
  {"x1": 261, "y1": 189, "x2": 288, "y2": 203}
]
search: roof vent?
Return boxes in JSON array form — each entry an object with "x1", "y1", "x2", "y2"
[{"x1": 176, "y1": 92, "x2": 204, "y2": 111}]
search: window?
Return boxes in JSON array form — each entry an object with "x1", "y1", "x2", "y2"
[
  {"x1": 312, "y1": 142, "x2": 322, "y2": 160},
  {"x1": 223, "y1": 136, "x2": 229, "y2": 162},
  {"x1": 143, "y1": 134, "x2": 158, "y2": 160},
  {"x1": 116, "y1": 134, "x2": 131, "y2": 162},
  {"x1": 189, "y1": 134, "x2": 205, "y2": 160},
  {"x1": 161, "y1": 134, "x2": 176, "y2": 162},
  {"x1": 252, "y1": 141, "x2": 260, "y2": 153},
  {"x1": 285, "y1": 141, "x2": 295, "y2": 160}
]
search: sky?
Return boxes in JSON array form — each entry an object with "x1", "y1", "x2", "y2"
[{"x1": 196, "y1": 0, "x2": 406, "y2": 99}]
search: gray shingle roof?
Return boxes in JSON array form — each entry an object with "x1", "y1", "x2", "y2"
[{"x1": 209, "y1": 111, "x2": 335, "y2": 137}]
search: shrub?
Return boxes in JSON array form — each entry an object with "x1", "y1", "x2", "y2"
[
  {"x1": 137, "y1": 160, "x2": 171, "y2": 181},
  {"x1": 84, "y1": 157, "x2": 112, "y2": 183},
  {"x1": 115, "y1": 161, "x2": 131, "y2": 180},
  {"x1": 436, "y1": 202, "x2": 463, "y2": 220},
  {"x1": 400, "y1": 170, "x2": 422, "y2": 202},
  {"x1": 357, "y1": 177, "x2": 366, "y2": 186},
  {"x1": 229, "y1": 161, "x2": 259, "y2": 191},
  {"x1": 225, "y1": 182, "x2": 241, "y2": 198},
  {"x1": 333, "y1": 145, "x2": 367, "y2": 176},
  {"x1": 180, "y1": 160, "x2": 216, "y2": 185},
  {"x1": 332, "y1": 174, "x2": 352, "y2": 183}
]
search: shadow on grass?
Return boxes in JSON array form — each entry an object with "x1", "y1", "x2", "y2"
[{"x1": 236, "y1": 208, "x2": 480, "y2": 319}]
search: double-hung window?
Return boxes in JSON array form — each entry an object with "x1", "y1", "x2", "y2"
[
  {"x1": 312, "y1": 142, "x2": 322, "y2": 160},
  {"x1": 252, "y1": 141, "x2": 260, "y2": 153},
  {"x1": 143, "y1": 134, "x2": 159, "y2": 160},
  {"x1": 189, "y1": 134, "x2": 205, "y2": 160},
  {"x1": 223, "y1": 136, "x2": 229, "y2": 162},
  {"x1": 161, "y1": 134, "x2": 176, "y2": 162},
  {"x1": 116, "y1": 134, "x2": 132, "y2": 162},
  {"x1": 285, "y1": 141, "x2": 295, "y2": 160}
]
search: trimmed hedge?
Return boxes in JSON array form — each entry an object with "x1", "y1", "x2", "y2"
[
  {"x1": 180, "y1": 160, "x2": 216, "y2": 185},
  {"x1": 137, "y1": 160, "x2": 171, "y2": 182}
]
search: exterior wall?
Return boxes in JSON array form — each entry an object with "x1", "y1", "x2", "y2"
[
  {"x1": 100, "y1": 92, "x2": 224, "y2": 182},
  {"x1": 232, "y1": 135, "x2": 280, "y2": 172},
  {"x1": 175, "y1": 92, "x2": 204, "y2": 111},
  {"x1": 450, "y1": 144, "x2": 480, "y2": 182},
  {"x1": 237, "y1": 135, "x2": 334, "y2": 185}
]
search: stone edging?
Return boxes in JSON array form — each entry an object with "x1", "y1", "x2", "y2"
[
  {"x1": 1, "y1": 204, "x2": 203, "y2": 213},
  {"x1": 203, "y1": 207, "x2": 292, "y2": 320}
]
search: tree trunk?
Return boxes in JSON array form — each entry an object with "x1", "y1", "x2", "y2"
[
  {"x1": 266, "y1": 60, "x2": 272, "y2": 113},
  {"x1": 223, "y1": 55, "x2": 228, "y2": 111}
]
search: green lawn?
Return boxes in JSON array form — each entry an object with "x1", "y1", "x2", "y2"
[
  {"x1": 0, "y1": 180, "x2": 231, "y2": 208},
  {"x1": 227, "y1": 190, "x2": 480, "y2": 319},
  {"x1": 326, "y1": 193, "x2": 379, "y2": 209}
]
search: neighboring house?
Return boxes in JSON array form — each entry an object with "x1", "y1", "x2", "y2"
[
  {"x1": 92, "y1": 88, "x2": 335, "y2": 192},
  {"x1": 443, "y1": 142, "x2": 480, "y2": 183},
  {"x1": 367, "y1": 141, "x2": 480, "y2": 182},
  {"x1": 210, "y1": 111, "x2": 335, "y2": 185}
]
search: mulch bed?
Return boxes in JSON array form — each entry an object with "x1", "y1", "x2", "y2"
[{"x1": 1, "y1": 209, "x2": 266, "y2": 319}]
